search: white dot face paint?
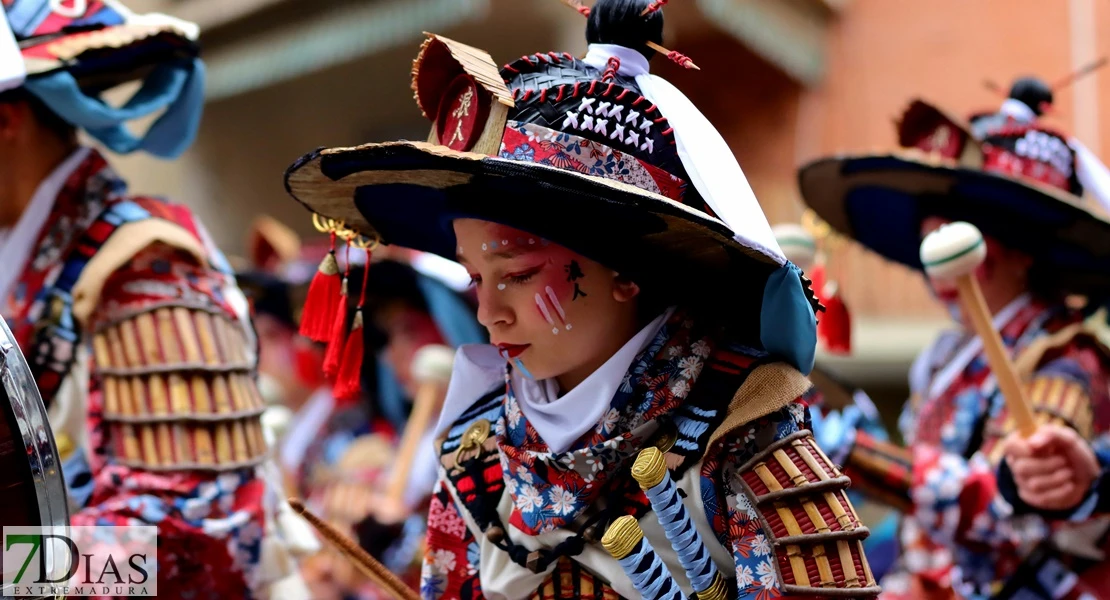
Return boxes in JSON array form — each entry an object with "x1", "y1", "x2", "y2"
[
  {"x1": 534, "y1": 292, "x2": 558, "y2": 335},
  {"x1": 528, "y1": 238, "x2": 536, "y2": 245},
  {"x1": 497, "y1": 283, "x2": 507, "y2": 291},
  {"x1": 502, "y1": 239, "x2": 509, "y2": 245},
  {"x1": 481, "y1": 243, "x2": 488, "y2": 251}
]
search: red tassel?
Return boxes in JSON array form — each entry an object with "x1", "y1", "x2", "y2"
[
  {"x1": 322, "y1": 275, "x2": 349, "y2": 378},
  {"x1": 817, "y1": 281, "x2": 852, "y2": 355},
  {"x1": 334, "y1": 248, "x2": 372, "y2": 406},
  {"x1": 298, "y1": 232, "x2": 340, "y2": 342},
  {"x1": 333, "y1": 310, "x2": 365, "y2": 406}
]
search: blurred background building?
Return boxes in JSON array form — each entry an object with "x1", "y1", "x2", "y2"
[{"x1": 101, "y1": 0, "x2": 1110, "y2": 424}]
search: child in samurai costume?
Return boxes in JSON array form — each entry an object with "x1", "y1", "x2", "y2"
[
  {"x1": 0, "y1": 1, "x2": 304, "y2": 596},
  {"x1": 282, "y1": 1, "x2": 879, "y2": 597},
  {"x1": 798, "y1": 82, "x2": 1110, "y2": 599},
  {"x1": 296, "y1": 255, "x2": 485, "y2": 599}
]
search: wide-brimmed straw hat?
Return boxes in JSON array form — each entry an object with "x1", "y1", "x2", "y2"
[
  {"x1": 5, "y1": 0, "x2": 198, "y2": 88},
  {"x1": 1, "y1": 0, "x2": 204, "y2": 158},
  {"x1": 799, "y1": 98, "x2": 1110, "y2": 297},
  {"x1": 283, "y1": 1, "x2": 822, "y2": 373}
]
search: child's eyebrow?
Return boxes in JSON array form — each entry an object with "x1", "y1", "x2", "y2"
[{"x1": 458, "y1": 247, "x2": 535, "y2": 263}]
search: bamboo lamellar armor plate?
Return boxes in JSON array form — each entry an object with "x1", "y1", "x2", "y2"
[
  {"x1": 738, "y1": 431, "x2": 880, "y2": 596},
  {"x1": 92, "y1": 306, "x2": 267, "y2": 471}
]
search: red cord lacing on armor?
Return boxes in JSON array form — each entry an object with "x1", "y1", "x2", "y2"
[{"x1": 600, "y1": 56, "x2": 621, "y2": 82}]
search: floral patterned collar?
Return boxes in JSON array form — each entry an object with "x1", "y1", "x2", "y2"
[{"x1": 497, "y1": 309, "x2": 714, "y2": 535}]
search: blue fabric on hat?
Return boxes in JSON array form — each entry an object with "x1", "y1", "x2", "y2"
[
  {"x1": 376, "y1": 356, "x2": 407, "y2": 432},
  {"x1": 6, "y1": 0, "x2": 51, "y2": 36},
  {"x1": 760, "y1": 261, "x2": 817, "y2": 375},
  {"x1": 22, "y1": 57, "x2": 205, "y2": 158},
  {"x1": 839, "y1": 156, "x2": 1110, "y2": 281}
]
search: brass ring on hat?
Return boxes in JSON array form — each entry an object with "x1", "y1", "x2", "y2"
[
  {"x1": 312, "y1": 213, "x2": 336, "y2": 233},
  {"x1": 349, "y1": 233, "x2": 380, "y2": 251}
]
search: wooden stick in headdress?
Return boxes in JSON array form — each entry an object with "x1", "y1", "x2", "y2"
[
  {"x1": 288, "y1": 499, "x2": 421, "y2": 600},
  {"x1": 632, "y1": 447, "x2": 727, "y2": 600},
  {"x1": 640, "y1": 0, "x2": 670, "y2": 15},
  {"x1": 554, "y1": 0, "x2": 699, "y2": 70},
  {"x1": 601, "y1": 515, "x2": 686, "y2": 600},
  {"x1": 920, "y1": 222, "x2": 1037, "y2": 436},
  {"x1": 644, "y1": 41, "x2": 700, "y2": 70},
  {"x1": 1053, "y1": 56, "x2": 1109, "y2": 91}
]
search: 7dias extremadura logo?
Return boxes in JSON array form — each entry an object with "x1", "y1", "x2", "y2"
[{"x1": 2, "y1": 526, "x2": 157, "y2": 597}]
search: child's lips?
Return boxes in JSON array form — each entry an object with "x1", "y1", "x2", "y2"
[{"x1": 496, "y1": 343, "x2": 530, "y2": 359}]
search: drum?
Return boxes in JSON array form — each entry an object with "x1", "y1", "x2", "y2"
[{"x1": 0, "y1": 315, "x2": 70, "y2": 596}]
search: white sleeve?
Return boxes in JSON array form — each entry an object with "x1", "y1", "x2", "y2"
[{"x1": 402, "y1": 427, "x2": 441, "y2": 510}]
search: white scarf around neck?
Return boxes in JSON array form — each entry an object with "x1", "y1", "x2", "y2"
[{"x1": 436, "y1": 307, "x2": 675, "y2": 453}]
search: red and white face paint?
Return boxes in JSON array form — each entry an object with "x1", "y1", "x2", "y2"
[{"x1": 454, "y1": 219, "x2": 642, "y2": 390}]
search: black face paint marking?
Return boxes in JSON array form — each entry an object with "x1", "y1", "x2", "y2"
[{"x1": 565, "y1": 261, "x2": 587, "y2": 300}]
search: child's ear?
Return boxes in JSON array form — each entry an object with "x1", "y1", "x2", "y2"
[{"x1": 612, "y1": 273, "x2": 641, "y2": 303}]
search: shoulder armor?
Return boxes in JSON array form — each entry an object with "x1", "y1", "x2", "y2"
[
  {"x1": 1014, "y1": 307, "x2": 1110, "y2": 378},
  {"x1": 71, "y1": 207, "x2": 209, "y2": 326},
  {"x1": 737, "y1": 430, "x2": 880, "y2": 596},
  {"x1": 91, "y1": 303, "x2": 267, "y2": 472},
  {"x1": 707, "y1": 362, "x2": 812, "y2": 451}
]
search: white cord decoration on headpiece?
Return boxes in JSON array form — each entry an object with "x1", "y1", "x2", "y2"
[
  {"x1": 0, "y1": 8, "x2": 25, "y2": 94},
  {"x1": 582, "y1": 44, "x2": 787, "y2": 265},
  {"x1": 998, "y1": 98, "x2": 1110, "y2": 215},
  {"x1": 101, "y1": 0, "x2": 201, "y2": 40},
  {"x1": 49, "y1": 0, "x2": 87, "y2": 19}
]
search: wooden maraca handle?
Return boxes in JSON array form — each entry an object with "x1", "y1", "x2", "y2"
[
  {"x1": 386, "y1": 380, "x2": 440, "y2": 505},
  {"x1": 921, "y1": 221, "x2": 1037, "y2": 438},
  {"x1": 386, "y1": 344, "x2": 455, "y2": 506},
  {"x1": 287, "y1": 499, "x2": 420, "y2": 600},
  {"x1": 954, "y1": 276, "x2": 1038, "y2": 437}
]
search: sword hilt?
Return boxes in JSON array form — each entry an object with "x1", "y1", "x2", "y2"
[
  {"x1": 633, "y1": 447, "x2": 727, "y2": 600},
  {"x1": 602, "y1": 516, "x2": 685, "y2": 600}
]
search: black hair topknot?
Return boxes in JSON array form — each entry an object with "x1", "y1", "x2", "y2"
[
  {"x1": 586, "y1": 0, "x2": 664, "y2": 60},
  {"x1": 1009, "y1": 76, "x2": 1054, "y2": 116}
]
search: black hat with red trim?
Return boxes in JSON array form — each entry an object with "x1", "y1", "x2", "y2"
[{"x1": 284, "y1": 0, "x2": 821, "y2": 373}]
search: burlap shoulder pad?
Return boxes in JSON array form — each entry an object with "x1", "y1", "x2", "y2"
[{"x1": 706, "y1": 362, "x2": 812, "y2": 450}]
